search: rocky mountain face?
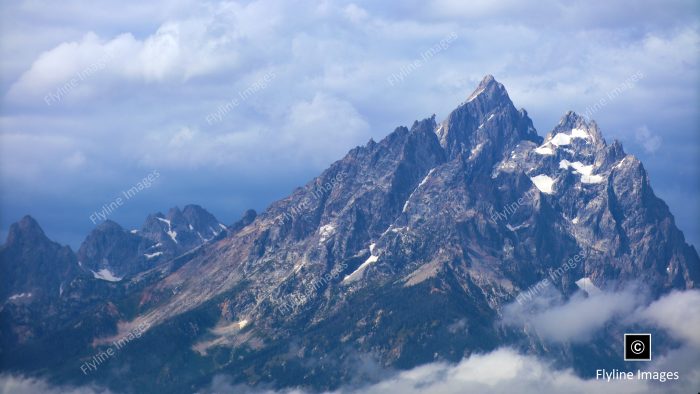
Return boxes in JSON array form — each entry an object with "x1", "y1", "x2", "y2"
[
  {"x1": 78, "y1": 204, "x2": 228, "y2": 279},
  {"x1": 0, "y1": 205, "x2": 228, "y2": 361},
  {"x1": 1, "y1": 76, "x2": 697, "y2": 393},
  {"x1": 0, "y1": 215, "x2": 78, "y2": 301}
]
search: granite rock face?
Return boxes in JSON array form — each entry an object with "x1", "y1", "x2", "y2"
[
  {"x1": 0, "y1": 215, "x2": 78, "y2": 301},
  {"x1": 77, "y1": 204, "x2": 227, "y2": 278}
]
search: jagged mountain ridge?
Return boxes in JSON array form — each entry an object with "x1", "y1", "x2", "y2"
[
  {"x1": 78, "y1": 204, "x2": 228, "y2": 279},
  {"x1": 127, "y1": 76, "x2": 697, "y2": 331},
  {"x1": 0, "y1": 205, "x2": 233, "y2": 355},
  {"x1": 1, "y1": 75, "x2": 697, "y2": 393}
]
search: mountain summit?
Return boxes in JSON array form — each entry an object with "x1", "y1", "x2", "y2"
[
  {"x1": 1, "y1": 76, "x2": 697, "y2": 393},
  {"x1": 438, "y1": 75, "x2": 540, "y2": 161},
  {"x1": 465, "y1": 74, "x2": 508, "y2": 103}
]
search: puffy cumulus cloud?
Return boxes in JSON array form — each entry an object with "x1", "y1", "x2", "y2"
[
  {"x1": 7, "y1": 21, "x2": 238, "y2": 103},
  {"x1": 137, "y1": 124, "x2": 277, "y2": 170},
  {"x1": 634, "y1": 126, "x2": 662, "y2": 154},
  {"x1": 281, "y1": 93, "x2": 370, "y2": 166},
  {"x1": 502, "y1": 285, "x2": 644, "y2": 343},
  {"x1": 0, "y1": 374, "x2": 112, "y2": 394},
  {"x1": 348, "y1": 347, "x2": 698, "y2": 394},
  {"x1": 342, "y1": 4, "x2": 369, "y2": 24},
  {"x1": 200, "y1": 347, "x2": 699, "y2": 394},
  {"x1": 135, "y1": 93, "x2": 369, "y2": 170},
  {"x1": 637, "y1": 289, "x2": 700, "y2": 347},
  {"x1": 476, "y1": 26, "x2": 699, "y2": 135},
  {"x1": 502, "y1": 285, "x2": 700, "y2": 350},
  {"x1": 4, "y1": 0, "x2": 297, "y2": 105},
  {"x1": 416, "y1": 0, "x2": 698, "y2": 30},
  {"x1": 0, "y1": 132, "x2": 94, "y2": 190},
  {"x1": 4, "y1": 345, "x2": 699, "y2": 394}
]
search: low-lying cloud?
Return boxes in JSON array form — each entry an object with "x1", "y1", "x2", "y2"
[
  {"x1": 637, "y1": 289, "x2": 700, "y2": 347},
  {"x1": 502, "y1": 284, "x2": 644, "y2": 342}
]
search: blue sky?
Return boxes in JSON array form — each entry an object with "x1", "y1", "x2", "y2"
[{"x1": 1, "y1": 0, "x2": 698, "y2": 249}]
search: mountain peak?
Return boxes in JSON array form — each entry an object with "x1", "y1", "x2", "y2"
[
  {"x1": 465, "y1": 74, "x2": 508, "y2": 104},
  {"x1": 5, "y1": 215, "x2": 48, "y2": 246},
  {"x1": 558, "y1": 110, "x2": 587, "y2": 128},
  {"x1": 182, "y1": 204, "x2": 206, "y2": 215},
  {"x1": 550, "y1": 110, "x2": 605, "y2": 146},
  {"x1": 410, "y1": 115, "x2": 437, "y2": 133},
  {"x1": 17, "y1": 215, "x2": 42, "y2": 231},
  {"x1": 94, "y1": 219, "x2": 123, "y2": 232},
  {"x1": 481, "y1": 74, "x2": 496, "y2": 83},
  {"x1": 439, "y1": 75, "x2": 537, "y2": 159}
]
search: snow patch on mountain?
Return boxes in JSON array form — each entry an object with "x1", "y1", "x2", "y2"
[
  {"x1": 8, "y1": 293, "x2": 32, "y2": 301},
  {"x1": 548, "y1": 127, "x2": 591, "y2": 147},
  {"x1": 157, "y1": 217, "x2": 178, "y2": 243},
  {"x1": 344, "y1": 245, "x2": 380, "y2": 283},
  {"x1": 560, "y1": 160, "x2": 604, "y2": 184},
  {"x1": 318, "y1": 224, "x2": 336, "y2": 244},
  {"x1": 530, "y1": 175, "x2": 555, "y2": 194},
  {"x1": 145, "y1": 251, "x2": 163, "y2": 259},
  {"x1": 570, "y1": 127, "x2": 590, "y2": 139},
  {"x1": 550, "y1": 133, "x2": 571, "y2": 146},
  {"x1": 575, "y1": 277, "x2": 601, "y2": 295},
  {"x1": 466, "y1": 87, "x2": 485, "y2": 102},
  {"x1": 403, "y1": 261, "x2": 442, "y2": 287},
  {"x1": 534, "y1": 144, "x2": 554, "y2": 155},
  {"x1": 469, "y1": 142, "x2": 486, "y2": 160},
  {"x1": 614, "y1": 157, "x2": 629, "y2": 169},
  {"x1": 168, "y1": 230, "x2": 178, "y2": 243},
  {"x1": 403, "y1": 169, "x2": 436, "y2": 212},
  {"x1": 293, "y1": 258, "x2": 307, "y2": 273},
  {"x1": 91, "y1": 268, "x2": 122, "y2": 282}
]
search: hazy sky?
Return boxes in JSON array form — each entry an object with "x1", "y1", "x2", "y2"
[{"x1": 1, "y1": 0, "x2": 698, "y2": 249}]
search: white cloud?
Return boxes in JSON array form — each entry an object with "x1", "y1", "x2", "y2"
[
  {"x1": 0, "y1": 374, "x2": 112, "y2": 394},
  {"x1": 5, "y1": 345, "x2": 699, "y2": 394},
  {"x1": 502, "y1": 285, "x2": 642, "y2": 342},
  {"x1": 282, "y1": 93, "x2": 370, "y2": 166},
  {"x1": 502, "y1": 286, "x2": 700, "y2": 356},
  {"x1": 7, "y1": 19, "x2": 240, "y2": 103},
  {"x1": 0, "y1": 132, "x2": 95, "y2": 190},
  {"x1": 133, "y1": 93, "x2": 368, "y2": 170},
  {"x1": 343, "y1": 4, "x2": 369, "y2": 24},
  {"x1": 634, "y1": 126, "x2": 662, "y2": 154},
  {"x1": 62, "y1": 150, "x2": 87, "y2": 169},
  {"x1": 637, "y1": 290, "x2": 700, "y2": 347},
  {"x1": 202, "y1": 345, "x2": 700, "y2": 394}
]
